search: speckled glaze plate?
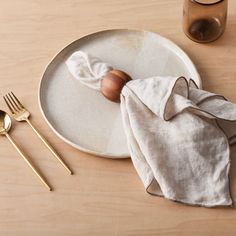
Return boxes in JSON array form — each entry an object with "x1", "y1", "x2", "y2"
[{"x1": 39, "y1": 29, "x2": 201, "y2": 158}]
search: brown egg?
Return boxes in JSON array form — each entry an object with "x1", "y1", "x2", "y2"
[{"x1": 101, "y1": 70, "x2": 132, "y2": 103}]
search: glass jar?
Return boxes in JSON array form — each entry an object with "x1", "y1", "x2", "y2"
[{"x1": 183, "y1": 0, "x2": 228, "y2": 43}]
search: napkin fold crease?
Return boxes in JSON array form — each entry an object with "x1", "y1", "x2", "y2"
[{"x1": 66, "y1": 51, "x2": 236, "y2": 207}]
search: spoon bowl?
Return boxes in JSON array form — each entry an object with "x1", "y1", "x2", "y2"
[{"x1": 0, "y1": 110, "x2": 12, "y2": 135}]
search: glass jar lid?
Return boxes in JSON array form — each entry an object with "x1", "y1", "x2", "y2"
[{"x1": 193, "y1": 0, "x2": 223, "y2": 5}]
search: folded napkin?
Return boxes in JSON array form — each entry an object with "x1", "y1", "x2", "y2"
[{"x1": 66, "y1": 51, "x2": 236, "y2": 207}]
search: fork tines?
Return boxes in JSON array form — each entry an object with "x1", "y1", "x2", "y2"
[{"x1": 3, "y1": 92, "x2": 25, "y2": 114}]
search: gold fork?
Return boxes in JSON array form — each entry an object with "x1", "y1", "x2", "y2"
[{"x1": 3, "y1": 92, "x2": 73, "y2": 175}]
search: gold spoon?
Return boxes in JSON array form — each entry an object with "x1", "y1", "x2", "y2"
[{"x1": 0, "y1": 110, "x2": 52, "y2": 191}]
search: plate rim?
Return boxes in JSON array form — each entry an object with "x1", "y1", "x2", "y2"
[{"x1": 38, "y1": 28, "x2": 201, "y2": 158}]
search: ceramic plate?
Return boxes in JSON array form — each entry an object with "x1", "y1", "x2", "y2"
[{"x1": 39, "y1": 29, "x2": 201, "y2": 158}]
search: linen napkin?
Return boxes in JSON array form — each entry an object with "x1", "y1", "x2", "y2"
[{"x1": 66, "y1": 51, "x2": 236, "y2": 207}]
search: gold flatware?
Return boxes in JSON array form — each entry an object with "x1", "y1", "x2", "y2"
[
  {"x1": 0, "y1": 110, "x2": 52, "y2": 191},
  {"x1": 3, "y1": 92, "x2": 73, "y2": 175}
]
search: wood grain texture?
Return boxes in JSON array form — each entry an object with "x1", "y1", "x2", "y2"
[{"x1": 0, "y1": 0, "x2": 236, "y2": 235}]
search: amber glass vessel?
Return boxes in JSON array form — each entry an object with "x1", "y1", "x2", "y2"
[{"x1": 183, "y1": 0, "x2": 228, "y2": 43}]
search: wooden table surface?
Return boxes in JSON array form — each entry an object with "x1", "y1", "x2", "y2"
[{"x1": 0, "y1": 0, "x2": 236, "y2": 235}]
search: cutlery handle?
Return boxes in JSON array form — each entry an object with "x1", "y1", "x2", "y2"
[
  {"x1": 25, "y1": 119, "x2": 73, "y2": 175},
  {"x1": 5, "y1": 133, "x2": 52, "y2": 191}
]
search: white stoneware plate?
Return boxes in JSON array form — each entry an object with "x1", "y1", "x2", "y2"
[{"x1": 39, "y1": 29, "x2": 201, "y2": 158}]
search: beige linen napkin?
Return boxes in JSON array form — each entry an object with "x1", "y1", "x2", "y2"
[{"x1": 66, "y1": 51, "x2": 236, "y2": 207}]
